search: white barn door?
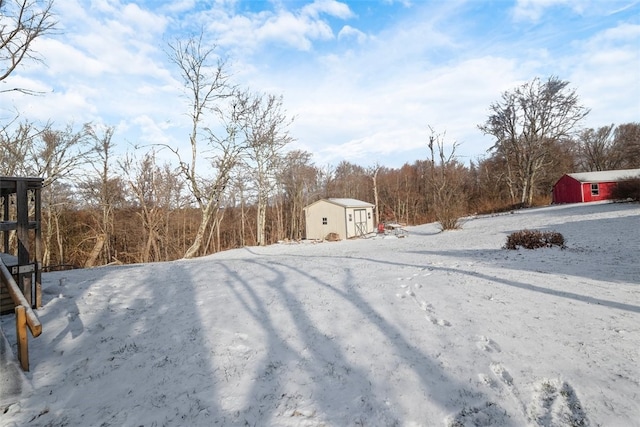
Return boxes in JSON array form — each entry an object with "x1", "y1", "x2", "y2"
[{"x1": 354, "y1": 209, "x2": 368, "y2": 237}]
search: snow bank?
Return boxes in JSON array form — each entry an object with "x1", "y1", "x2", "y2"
[{"x1": 2, "y1": 202, "x2": 639, "y2": 426}]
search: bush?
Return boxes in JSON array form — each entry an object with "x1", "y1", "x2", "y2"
[
  {"x1": 324, "y1": 232, "x2": 341, "y2": 241},
  {"x1": 611, "y1": 177, "x2": 640, "y2": 201},
  {"x1": 504, "y1": 229, "x2": 565, "y2": 250},
  {"x1": 437, "y1": 214, "x2": 462, "y2": 231}
]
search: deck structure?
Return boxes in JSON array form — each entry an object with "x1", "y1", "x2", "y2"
[{"x1": 0, "y1": 176, "x2": 43, "y2": 314}]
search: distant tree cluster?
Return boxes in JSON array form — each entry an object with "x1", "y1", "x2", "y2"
[
  {"x1": 2, "y1": 116, "x2": 636, "y2": 268},
  {"x1": 1, "y1": 2, "x2": 639, "y2": 267}
]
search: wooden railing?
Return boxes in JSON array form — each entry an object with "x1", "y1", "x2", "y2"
[{"x1": 0, "y1": 259, "x2": 41, "y2": 371}]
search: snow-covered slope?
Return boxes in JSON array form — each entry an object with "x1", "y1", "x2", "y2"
[{"x1": 2, "y1": 202, "x2": 639, "y2": 426}]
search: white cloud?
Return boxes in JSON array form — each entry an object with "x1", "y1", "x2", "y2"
[
  {"x1": 204, "y1": 1, "x2": 356, "y2": 53},
  {"x1": 568, "y1": 22, "x2": 640, "y2": 127},
  {"x1": 130, "y1": 114, "x2": 175, "y2": 146},
  {"x1": 512, "y1": 0, "x2": 583, "y2": 22},
  {"x1": 257, "y1": 11, "x2": 334, "y2": 50},
  {"x1": 338, "y1": 25, "x2": 367, "y2": 43},
  {"x1": 6, "y1": 86, "x2": 98, "y2": 124},
  {"x1": 223, "y1": 1, "x2": 638, "y2": 167},
  {"x1": 587, "y1": 22, "x2": 640, "y2": 45},
  {"x1": 270, "y1": 50, "x2": 521, "y2": 166},
  {"x1": 163, "y1": 0, "x2": 196, "y2": 14},
  {"x1": 119, "y1": 3, "x2": 168, "y2": 36},
  {"x1": 3, "y1": 0, "x2": 637, "y2": 171},
  {"x1": 301, "y1": 0, "x2": 354, "y2": 19},
  {"x1": 33, "y1": 38, "x2": 108, "y2": 77},
  {"x1": 381, "y1": 0, "x2": 413, "y2": 7}
]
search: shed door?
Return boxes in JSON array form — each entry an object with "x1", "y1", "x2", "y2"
[{"x1": 354, "y1": 209, "x2": 367, "y2": 237}]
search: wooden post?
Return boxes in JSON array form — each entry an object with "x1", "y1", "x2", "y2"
[
  {"x1": 16, "y1": 180, "x2": 32, "y2": 305},
  {"x1": 15, "y1": 305, "x2": 29, "y2": 371},
  {"x1": 1, "y1": 192, "x2": 8, "y2": 252},
  {"x1": 34, "y1": 187, "x2": 42, "y2": 309},
  {"x1": 1, "y1": 261, "x2": 42, "y2": 337}
]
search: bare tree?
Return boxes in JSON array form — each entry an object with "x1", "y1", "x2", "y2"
[
  {"x1": 574, "y1": 122, "x2": 639, "y2": 172},
  {"x1": 120, "y1": 151, "x2": 183, "y2": 262},
  {"x1": 236, "y1": 91, "x2": 294, "y2": 246},
  {"x1": 34, "y1": 125, "x2": 91, "y2": 266},
  {"x1": 479, "y1": 76, "x2": 589, "y2": 206},
  {"x1": 375, "y1": 162, "x2": 428, "y2": 225},
  {"x1": 226, "y1": 168, "x2": 253, "y2": 246},
  {"x1": 0, "y1": 119, "x2": 39, "y2": 175},
  {"x1": 329, "y1": 161, "x2": 371, "y2": 200},
  {"x1": 369, "y1": 163, "x2": 382, "y2": 225},
  {"x1": 79, "y1": 124, "x2": 124, "y2": 266},
  {"x1": 0, "y1": 120, "x2": 91, "y2": 265},
  {"x1": 427, "y1": 127, "x2": 467, "y2": 230},
  {"x1": 277, "y1": 150, "x2": 319, "y2": 240},
  {"x1": 166, "y1": 34, "x2": 243, "y2": 258},
  {"x1": 0, "y1": 0, "x2": 56, "y2": 94},
  {"x1": 577, "y1": 125, "x2": 616, "y2": 171},
  {"x1": 613, "y1": 122, "x2": 640, "y2": 169}
]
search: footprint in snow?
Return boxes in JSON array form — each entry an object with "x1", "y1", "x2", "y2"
[
  {"x1": 476, "y1": 335, "x2": 501, "y2": 353},
  {"x1": 395, "y1": 281, "x2": 451, "y2": 326},
  {"x1": 474, "y1": 363, "x2": 591, "y2": 425},
  {"x1": 426, "y1": 314, "x2": 451, "y2": 327},
  {"x1": 490, "y1": 362, "x2": 514, "y2": 386},
  {"x1": 419, "y1": 301, "x2": 433, "y2": 312},
  {"x1": 528, "y1": 379, "x2": 590, "y2": 426},
  {"x1": 478, "y1": 373, "x2": 499, "y2": 389},
  {"x1": 446, "y1": 401, "x2": 510, "y2": 427}
]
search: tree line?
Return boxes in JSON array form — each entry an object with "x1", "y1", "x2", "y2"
[
  {"x1": 1, "y1": 2, "x2": 639, "y2": 268},
  {"x1": 1, "y1": 115, "x2": 637, "y2": 269}
]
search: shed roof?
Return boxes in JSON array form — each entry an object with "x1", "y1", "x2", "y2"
[
  {"x1": 304, "y1": 198, "x2": 374, "y2": 210},
  {"x1": 326, "y1": 198, "x2": 374, "y2": 208},
  {"x1": 567, "y1": 169, "x2": 640, "y2": 183}
]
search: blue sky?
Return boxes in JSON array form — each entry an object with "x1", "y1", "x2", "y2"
[{"x1": 3, "y1": 0, "x2": 639, "y2": 169}]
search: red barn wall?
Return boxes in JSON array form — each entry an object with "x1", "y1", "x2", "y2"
[
  {"x1": 553, "y1": 175, "x2": 583, "y2": 203},
  {"x1": 582, "y1": 182, "x2": 617, "y2": 202}
]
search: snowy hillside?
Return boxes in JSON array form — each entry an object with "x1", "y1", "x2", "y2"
[{"x1": 2, "y1": 202, "x2": 639, "y2": 426}]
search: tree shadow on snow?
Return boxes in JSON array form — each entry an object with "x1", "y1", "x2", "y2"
[
  {"x1": 411, "y1": 251, "x2": 639, "y2": 314},
  {"x1": 409, "y1": 213, "x2": 639, "y2": 287},
  {"x1": 212, "y1": 257, "x2": 506, "y2": 424},
  {"x1": 5, "y1": 261, "x2": 224, "y2": 426}
]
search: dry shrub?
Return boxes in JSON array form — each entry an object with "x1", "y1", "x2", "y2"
[
  {"x1": 611, "y1": 177, "x2": 640, "y2": 201},
  {"x1": 325, "y1": 232, "x2": 341, "y2": 241},
  {"x1": 505, "y1": 229, "x2": 565, "y2": 250},
  {"x1": 438, "y1": 216, "x2": 462, "y2": 231}
]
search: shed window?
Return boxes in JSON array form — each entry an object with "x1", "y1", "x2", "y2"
[
  {"x1": 591, "y1": 183, "x2": 599, "y2": 196},
  {"x1": 322, "y1": 217, "x2": 327, "y2": 225}
]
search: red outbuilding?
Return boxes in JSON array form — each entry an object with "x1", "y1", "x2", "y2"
[{"x1": 552, "y1": 168, "x2": 640, "y2": 204}]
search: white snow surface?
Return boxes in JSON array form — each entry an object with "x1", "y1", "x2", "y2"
[{"x1": 1, "y1": 202, "x2": 639, "y2": 426}]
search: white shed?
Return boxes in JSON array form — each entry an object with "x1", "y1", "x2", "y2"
[{"x1": 303, "y1": 198, "x2": 375, "y2": 240}]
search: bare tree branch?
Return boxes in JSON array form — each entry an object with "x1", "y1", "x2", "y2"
[
  {"x1": 0, "y1": 0, "x2": 56, "y2": 90},
  {"x1": 479, "y1": 76, "x2": 589, "y2": 205}
]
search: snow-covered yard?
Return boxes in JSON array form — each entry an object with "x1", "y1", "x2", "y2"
[{"x1": 2, "y1": 202, "x2": 639, "y2": 426}]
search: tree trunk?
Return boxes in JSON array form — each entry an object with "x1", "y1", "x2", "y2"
[
  {"x1": 184, "y1": 202, "x2": 217, "y2": 258},
  {"x1": 85, "y1": 235, "x2": 105, "y2": 268},
  {"x1": 55, "y1": 213, "x2": 64, "y2": 266},
  {"x1": 256, "y1": 188, "x2": 268, "y2": 246}
]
